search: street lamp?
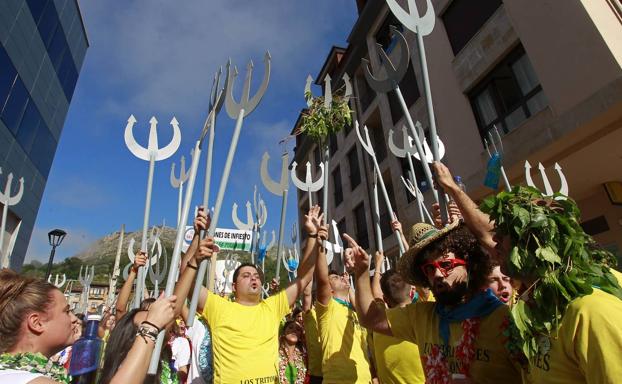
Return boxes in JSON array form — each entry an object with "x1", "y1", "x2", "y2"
[{"x1": 45, "y1": 229, "x2": 67, "y2": 280}]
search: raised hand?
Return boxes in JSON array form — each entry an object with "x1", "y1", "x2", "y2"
[
  {"x1": 197, "y1": 237, "x2": 217, "y2": 262},
  {"x1": 432, "y1": 202, "x2": 462, "y2": 228},
  {"x1": 146, "y1": 294, "x2": 177, "y2": 330},
  {"x1": 342, "y1": 233, "x2": 370, "y2": 276},
  {"x1": 193, "y1": 206, "x2": 210, "y2": 233},
  {"x1": 132, "y1": 251, "x2": 148, "y2": 273},
  {"x1": 432, "y1": 161, "x2": 457, "y2": 192},
  {"x1": 304, "y1": 205, "x2": 324, "y2": 235},
  {"x1": 390, "y1": 218, "x2": 402, "y2": 233},
  {"x1": 374, "y1": 251, "x2": 385, "y2": 272}
]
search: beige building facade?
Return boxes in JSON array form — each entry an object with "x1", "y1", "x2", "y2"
[{"x1": 293, "y1": 0, "x2": 622, "y2": 267}]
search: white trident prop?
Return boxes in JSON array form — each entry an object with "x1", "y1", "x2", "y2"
[
  {"x1": 304, "y1": 73, "x2": 353, "y2": 219},
  {"x1": 106, "y1": 224, "x2": 125, "y2": 308},
  {"x1": 148, "y1": 239, "x2": 168, "y2": 297},
  {"x1": 124, "y1": 115, "x2": 181, "y2": 309},
  {"x1": 124, "y1": 226, "x2": 164, "y2": 305},
  {"x1": 325, "y1": 220, "x2": 343, "y2": 270},
  {"x1": 0, "y1": 168, "x2": 24, "y2": 268},
  {"x1": 371, "y1": 170, "x2": 390, "y2": 272},
  {"x1": 232, "y1": 187, "x2": 267, "y2": 263},
  {"x1": 291, "y1": 161, "x2": 324, "y2": 210},
  {"x1": 363, "y1": 25, "x2": 448, "y2": 223},
  {"x1": 356, "y1": 121, "x2": 406, "y2": 256},
  {"x1": 261, "y1": 151, "x2": 289, "y2": 281},
  {"x1": 170, "y1": 155, "x2": 190, "y2": 227},
  {"x1": 78, "y1": 265, "x2": 94, "y2": 315},
  {"x1": 258, "y1": 229, "x2": 276, "y2": 272},
  {"x1": 485, "y1": 126, "x2": 512, "y2": 191},
  {"x1": 48, "y1": 273, "x2": 66, "y2": 289},
  {"x1": 185, "y1": 53, "x2": 271, "y2": 331},
  {"x1": 525, "y1": 161, "x2": 569, "y2": 199}
]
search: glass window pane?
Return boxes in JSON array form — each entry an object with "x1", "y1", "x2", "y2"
[
  {"x1": 526, "y1": 90, "x2": 548, "y2": 116},
  {"x1": 48, "y1": 27, "x2": 66, "y2": 70},
  {"x1": 0, "y1": 46, "x2": 18, "y2": 113},
  {"x1": 31, "y1": 124, "x2": 57, "y2": 177},
  {"x1": 16, "y1": 99, "x2": 41, "y2": 153},
  {"x1": 475, "y1": 88, "x2": 497, "y2": 125},
  {"x1": 504, "y1": 107, "x2": 527, "y2": 132},
  {"x1": 511, "y1": 55, "x2": 540, "y2": 95},
  {"x1": 493, "y1": 66, "x2": 523, "y2": 111},
  {"x1": 38, "y1": 1, "x2": 59, "y2": 47},
  {"x1": 26, "y1": 0, "x2": 48, "y2": 24},
  {"x1": 1, "y1": 78, "x2": 29, "y2": 134}
]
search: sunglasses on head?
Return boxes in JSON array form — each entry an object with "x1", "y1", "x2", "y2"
[{"x1": 420, "y1": 258, "x2": 467, "y2": 277}]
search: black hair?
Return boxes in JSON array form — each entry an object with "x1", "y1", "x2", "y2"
[
  {"x1": 380, "y1": 269, "x2": 411, "y2": 307},
  {"x1": 98, "y1": 309, "x2": 171, "y2": 384},
  {"x1": 280, "y1": 319, "x2": 306, "y2": 352},
  {"x1": 140, "y1": 298, "x2": 156, "y2": 310},
  {"x1": 411, "y1": 225, "x2": 493, "y2": 295},
  {"x1": 328, "y1": 269, "x2": 341, "y2": 276},
  {"x1": 232, "y1": 263, "x2": 263, "y2": 285}
]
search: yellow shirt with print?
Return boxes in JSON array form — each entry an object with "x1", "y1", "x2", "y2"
[
  {"x1": 529, "y1": 288, "x2": 622, "y2": 384},
  {"x1": 372, "y1": 330, "x2": 425, "y2": 384},
  {"x1": 303, "y1": 307, "x2": 322, "y2": 377},
  {"x1": 386, "y1": 302, "x2": 524, "y2": 384},
  {"x1": 316, "y1": 298, "x2": 371, "y2": 383},
  {"x1": 203, "y1": 290, "x2": 290, "y2": 384}
]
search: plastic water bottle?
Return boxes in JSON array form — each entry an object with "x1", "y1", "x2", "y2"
[{"x1": 69, "y1": 314, "x2": 102, "y2": 382}]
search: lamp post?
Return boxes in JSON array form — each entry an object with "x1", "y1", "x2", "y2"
[{"x1": 45, "y1": 229, "x2": 66, "y2": 280}]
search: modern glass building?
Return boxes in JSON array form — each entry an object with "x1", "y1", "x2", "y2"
[{"x1": 0, "y1": 0, "x2": 88, "y2": 270}]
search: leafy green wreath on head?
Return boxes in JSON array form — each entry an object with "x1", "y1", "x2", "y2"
[
  {"x1": 299, "y1": 91, "x2": 352, "y2": 145},
  {"x1": 480, "y1": 186, "x2": 622, "y2": 357}
]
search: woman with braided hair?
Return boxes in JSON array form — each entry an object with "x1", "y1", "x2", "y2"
[{"x1": 0, "y1": 269, "x2": 177, "y2": 384}]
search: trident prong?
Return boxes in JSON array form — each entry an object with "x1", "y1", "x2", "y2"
[
  {"x1": 0, "y1": 170, "x2": 25, "y2": 268},
  {"x1": 485, "y1": 126, "x2": 512, "y2": 191},
  {"x1": 170, "y1": 156, "x2": 190, "y2": 188},
  {"x1": 401, "y1": 176, "x2": 434, "y2": 223},
  {"x1": 291, "y1": 161, "x2": 324, "y2": 208},
  {"x1": 305, "y1": 73, "x2": 353, "y2": 107},
  {"x1": 413, "y1": 122, "x2": 445, "y2": 163},
  {"x1": 124, "y1": 115, "x2": 181, "y2": 162},
  {"x1": 261, "y1": 152, "x2": 289, "y2": 196},
  {"x1": 225, "y1": 52, "x2": 271, "y2": 119},
  {"x1": 148, "y1": 242, "x2": 168, "y2": 297},
  {"x1": 525, "y1": 161, "x2": 569, "y2": 199},
  {"x1": 48, "y1": 273, "x2": 66, "y2": 289},
  {"x1": 363, "y1": 26, "x2": 410, "y2": 94},
  {"x1": 232, "y1": 201, "x2": 254, "y2": 231},
  {"x1": 78, "y1": 265, "x2": 94, "y2": 314},
  {"x1": 385, "y1": 0, "x2": 436, "y2": 37},
  {"x1": 324, "y1": 220, "x2": 343, "y2": 267}
]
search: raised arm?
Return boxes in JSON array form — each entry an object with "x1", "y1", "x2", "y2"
[
  {"x1": 371, "y1": 251, "x2": 384, "y2": 300},
  {"x1": 302, "y1": 278, "x2": 313, "y2": 312},
  {"x1": 432, "y1": 162, "x2": 496, "y2": 251},
  {"x1": 342, "y1": 234, "x2": 393, "y2": 336},
  {"x1": 173, "y1": 236, "x2": 215, "y2": 318},
  {"x1": 391, "y1": 219, "x2": 409, "y2": 251},
  {"x1": 115, "y1": 251, "x2": 147, "y2": 319},
  {"x1": 109, "y1": 295, "x2": 177, "y2": 384},
  {"x1": 285, "y1": 205, "x2": 323, "y2": 307},
  {"x1": 180, "y1": 207, "x2": 208, "y2": 275}
]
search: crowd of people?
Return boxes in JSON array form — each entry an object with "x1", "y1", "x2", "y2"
[{"x1": 1, "y1": 161, "x2": 621, "y2": 384}]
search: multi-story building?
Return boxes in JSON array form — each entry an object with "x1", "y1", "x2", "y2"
[
  {"x1": 0, "y1": 0, "x2": 88, "y2": 270},
  {"x1": 293, "y1": 0, "x2": 622, "y2": 267}
]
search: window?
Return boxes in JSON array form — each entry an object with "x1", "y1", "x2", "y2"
[
  {"x1": 442, "y1": 0, "x2": 502, "y2": 55},
  {"x1": 30, "y1": 124, "x2": 57, "y2": 177},
  {"x1": 16, "y1": 100, "x2": 42, "y2": 153},
  {"x1": 400, "y1": 154, "x2": 430, "y2": 194},
  {"x1": 337, "y1": 219, "x2": 346, "y2": 238},
  {"x1": 0, "y1": 47, "x2": 18, "y2": 112},
  {"x1": 37, "y1": 1, "x2": 60, "y2": 47},
  {"x1": 354, "y1": 203, "x2": 369, "y2": 249},
  {"x1": 469, "y1": 46, "x2": 548, "y2": 140},
  {"x1": 347, "y1": 147, "x2": 361, "y2": 189},
  {"x1": 1, "y1": 77, "x2": 29, "y2": 134},
  {"x1": 369, "y1": 123, "x2": 387, "y2": 162},
  {"x1": 333, "y1": 167, "x2": 343, "y2": 207},
  {"x1": 356, "y1": 70, "x2": 375, "y2": 113},
  {"x1": 328, "y1": 133, "x2": 338, "y2": 154},
  {"x1": 387, "y1": 61, "x2": 420, "y2": 125},
  {"x1": 375, "y1": 13, "x2": 401, "y2": 53}
]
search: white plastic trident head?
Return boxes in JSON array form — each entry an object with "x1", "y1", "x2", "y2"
[
  {"x1": 362, "y1": 26, "x2": 410, "y2": 94},
  {"x1": 324, "y1": 220, "x2": 344, "y2": 266},
  {"x1": 524, "y1": 161, "x2": 569, "y2": 200},
  {"x1": 0, "y1": 169, "x2": 24, "y2": 207},
  {"x1": 170, "y1": 155, "x2": 190, "y2": 188},
  {"x1": 261, "y1": 229, "x2": 276, "y2": 250},
  {"x1": 401, "y1": 175, "x2": 434, "y2": 223},
  {"x1": 253, "y1": 185, "x2": 268, "y2": 228},
  {"x1": 282, "y1": 248, "x2": 299, "y2": 274},
  {"x1": 47, "y1": 273, "x2": 66, "y2": 289},
  {"x1": 78, "y1": 265, "x2": 94, "y2": 287},
  {"x1": 304, "y1": 72, "x2": 353, "y2": 109},
  {"x1": 291, "y1": 222, "x2": 298, "y2": 245},
  {"x1": 291, "y1": 161, "x2": 324, "y2": 194},
  {"x1": 412, "y1": 121, "x2": 445, "y2": 163},
  {"x1": 232, "y1": 189, "x2": 267, "y2": 231},
  {"x1": 386, "y1": 0, "x2": 436, "y2": 36},
  {"x1": 124, "y1": 115, "x2": 181, "y2": 162},
  {"x1": 261, "y1": 151, "x2": 289, "y2": 197},
  {"x1": 225, "y1": 52, "x2": 271, "y2": 119},
  {"x1": 148, "y1": 242, "x2": 167, "y2": 288}
]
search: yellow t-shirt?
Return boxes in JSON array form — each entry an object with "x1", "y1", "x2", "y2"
[
  {"x1": 203, "y1": 290, "x2": 290, "y2": 383},
  {"x1": 303, "y1": 307, "x2": 322, "y2": 377},
  {"x1": 372, "y1": 331, "x2": 425, "y2": 384},
  {"x1": 529, "y1": 288, "x2": 622, "y2": 384},
  {"x1": 386, "y1": 302, "x2": 524, "y2": 384},
  {"x1": 316, "y1": 298, "x2": 372, "y2": 383}
]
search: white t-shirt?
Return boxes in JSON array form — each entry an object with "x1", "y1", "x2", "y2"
[
  {"x1": 0, "y1": 369, "x2": 44, "y2": 384},
  {"x1": 186, "y1": 319, "x2": 207, "y2": 384},
  {"x1": 171, "y1": 336, "x2": 191, "y2": 371}
]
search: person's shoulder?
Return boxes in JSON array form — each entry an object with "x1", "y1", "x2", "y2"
[{"x1": 566, "y1": 288, "x2": 622, "y2": 317}]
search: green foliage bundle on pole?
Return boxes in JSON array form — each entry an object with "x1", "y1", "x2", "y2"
[
  {"x1": 300, "y1": 93, "x2": 351, "y2": 145},
  {"x1": 481, "y1": 186, "x2": 622, "y2": 357}
]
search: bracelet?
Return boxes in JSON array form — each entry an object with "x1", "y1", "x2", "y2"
[
  {"x1": 136, "y1": 325, "x2": 159, "y2": 344},
  {"x1": 187, "y1": 263, "x2": 198, "y2": 270},
  {"x1": 141, "y1": 321, "x2": 161, "y2": 332},
  {"x1": 308, "y1": 233, "x2": 318, "y2": 238}
]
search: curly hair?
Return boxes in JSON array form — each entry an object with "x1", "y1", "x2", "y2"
[
  {"x1": 410, "y1": 226, "x2": 494, "y2": 295},
  {"x1": 0, "y1": 269, "x2": 58, "y2": 353}
]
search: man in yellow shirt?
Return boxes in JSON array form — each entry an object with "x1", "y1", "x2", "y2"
[
  {"x1": 433, "y1": 161, "x2": 622, "y2": 383},
  {"x1": 172, "y1": 205, "x2": 328, "y2": 383},
  {"x1": 302, "y1": 280, "x2": 323, "y2": 384},
  {"x1": 343, "y1": 224, "x2": 526, "y2": 384},
  {"x1": 370, "y1": 251, "x2": 425, "y2": 384},
  {"x1": 315, "y1": 230, "x2": 372, "y2": 383}
]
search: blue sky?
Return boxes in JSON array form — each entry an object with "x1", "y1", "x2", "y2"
[{"x1": 25, "y1": 1, "x2": 359, "y2": 263}]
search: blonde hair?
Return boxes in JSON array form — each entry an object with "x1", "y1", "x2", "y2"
[{"x1": 0, "y1": 269, "x2": 57, "y2": 352}]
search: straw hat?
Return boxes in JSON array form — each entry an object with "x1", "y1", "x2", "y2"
[{"x1": 398, "y1": 220, "x2": 462, "y2": 285}]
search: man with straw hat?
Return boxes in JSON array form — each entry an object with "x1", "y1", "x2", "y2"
[
  {"x1": 432, "y1": 161, "x2": 622, "y2": 383},
  {"x1": 342, "y1": 221, "x2": 526, "y2": 384}
]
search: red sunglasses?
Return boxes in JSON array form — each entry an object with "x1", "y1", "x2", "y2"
[{"x1": 420, "y1": 258, "x2": 467, "y2": 277}]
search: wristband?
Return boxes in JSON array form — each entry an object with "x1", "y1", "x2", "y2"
[
  {"x1": 308, "y1": 233, "x2": 318, "y2": 238},
  {"x1": 141, "y1": 320, "x2": 161, "y2": 332},
  {"x1": 187, "y1": 263, "x2": 198, "y2": 270}
]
